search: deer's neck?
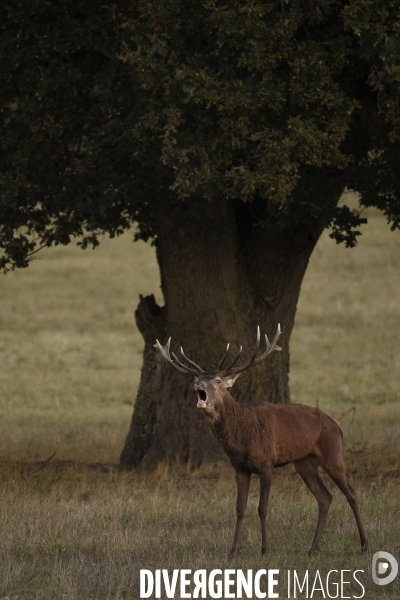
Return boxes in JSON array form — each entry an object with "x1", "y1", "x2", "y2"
[{"x1": 208, "y1": 394, "x2": 258, "y2": 458}]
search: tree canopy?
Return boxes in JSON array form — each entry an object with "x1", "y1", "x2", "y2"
[{"x1": 1, "y1": 0, "x2": 400, "y2": 270}]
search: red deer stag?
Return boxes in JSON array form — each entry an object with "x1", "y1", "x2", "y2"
[{"x1": 154, "y1": 325, "x2": 368, "y2": 557}]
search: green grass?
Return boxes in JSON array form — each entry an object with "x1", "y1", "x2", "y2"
[
  {"x1": 0, "y1": 200, "x2": 399, "y2": 599},
  {"x1": 291, "y1": 199, "x2": 400, "y2": 479},
  {"x1": 0, "y1": 236, "x2": 162, "y2": 463}
]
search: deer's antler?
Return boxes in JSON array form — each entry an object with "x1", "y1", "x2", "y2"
[
  {"x1": 154, "y1": 338, "x2": 204, "y2": 374},
  {"x1": 179, "y1": 347, "x2": 204, "y2": 373},
  {"x1": 218, "y1": 343, "x2": 230, "y2": 370},
  {"x1": 221, "y1": 324, "x2": 282, "y2": 375},
  {"x1": 155, "y1": 325, "x2": 281, "y2": 376},
  {"x1": 224, "y1": 344, "x2": 243, "y2": 370}
]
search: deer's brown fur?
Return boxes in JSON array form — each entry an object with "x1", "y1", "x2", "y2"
[
  {"x1": 154, "y1": 326, "x2": 369, "y2": 557},
  {"x1": 208, "y1": 395, "x2": 340, "y2": 471}
]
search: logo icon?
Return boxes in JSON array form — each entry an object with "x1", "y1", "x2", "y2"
[{"x1": 372, "y1": 551, "x2": 398, "y2": 586}]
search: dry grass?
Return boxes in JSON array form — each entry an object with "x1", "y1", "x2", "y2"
[
  {"x1": 0, "y1": 463, "x2": 398, "y2": 599},
  {"x1": 0, "y1": 197, "x2": 399, "y2": 599}
]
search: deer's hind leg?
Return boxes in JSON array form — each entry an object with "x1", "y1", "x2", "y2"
[
  {"x1": 318, "y1": 453, "x2": 369, "y2": 552},
  {"x1": 294, "y1": 455, "x2": 333, "y2": 555}
]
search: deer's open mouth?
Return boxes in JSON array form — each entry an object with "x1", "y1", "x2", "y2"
[{"x1": 197, "y1": 390, "x2": 207, "y2": 408}]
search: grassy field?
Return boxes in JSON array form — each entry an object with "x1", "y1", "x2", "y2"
[{"x1": 0, "y1": 198, "x2": 399, "y2": 599}]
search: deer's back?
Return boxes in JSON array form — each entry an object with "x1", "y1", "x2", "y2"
[{"x1": 227, "y1": 401, "x2": 340, "y2": 472}]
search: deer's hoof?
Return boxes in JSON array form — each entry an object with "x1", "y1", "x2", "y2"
[
  {"x1": 308, "y1": 547, "x2": 320, "y2": 557},
  {"x1": 261, "y1": 546, "x2": 269, "y2": 556},
  {"x1": 361, "y1": 541, "x2": 369, "y2": 553},
  {"x1": 228, "y1": 548, "x2": 238, "y2": 560}
]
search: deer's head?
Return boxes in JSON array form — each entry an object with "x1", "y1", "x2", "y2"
[{"x1": 154, "y1": 325, "x2": 282, "y2": 415}]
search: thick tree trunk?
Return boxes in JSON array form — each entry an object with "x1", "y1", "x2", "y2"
[{"x1": 120, "y1": 193, "x2": 333, "y2": 470}]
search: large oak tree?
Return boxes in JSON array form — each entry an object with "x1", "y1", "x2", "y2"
[{"x1": 1, "y1": 0, "x2": 400, "y2": 469}]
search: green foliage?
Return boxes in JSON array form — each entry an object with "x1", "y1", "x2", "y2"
[
  {"x1": 0, "y1": 1, "x2": 159, "y2": 269},
  {"x1": 341, "y1": 0, "x2": 400, "y2": 232},
  {"x1": 125, "y1": 0, "x2": 353, "y2": 204},
  {"x1": 1, "y1": 0, "x2": 400, "y2": 269}
]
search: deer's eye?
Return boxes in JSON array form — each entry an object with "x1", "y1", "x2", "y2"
[{"x1": 214, "y1": 379, "x2": 221, "y2": 384}]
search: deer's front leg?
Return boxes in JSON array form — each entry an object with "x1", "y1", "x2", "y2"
[
  {"x1": 229, "y1": 469, "x2": 251, "y2": 559},
  {"x1": 258, "y1": 467, "x2": 272, "y2": 555}
]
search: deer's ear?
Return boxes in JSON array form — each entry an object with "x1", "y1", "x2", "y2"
[{"x1": 223, "y1": 373, "x2": 241, "y2": 388}]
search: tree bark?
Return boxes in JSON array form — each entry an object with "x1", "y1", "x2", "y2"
[{"x1": 120, "y1": 185, "x2": 342, "y2": 470}]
